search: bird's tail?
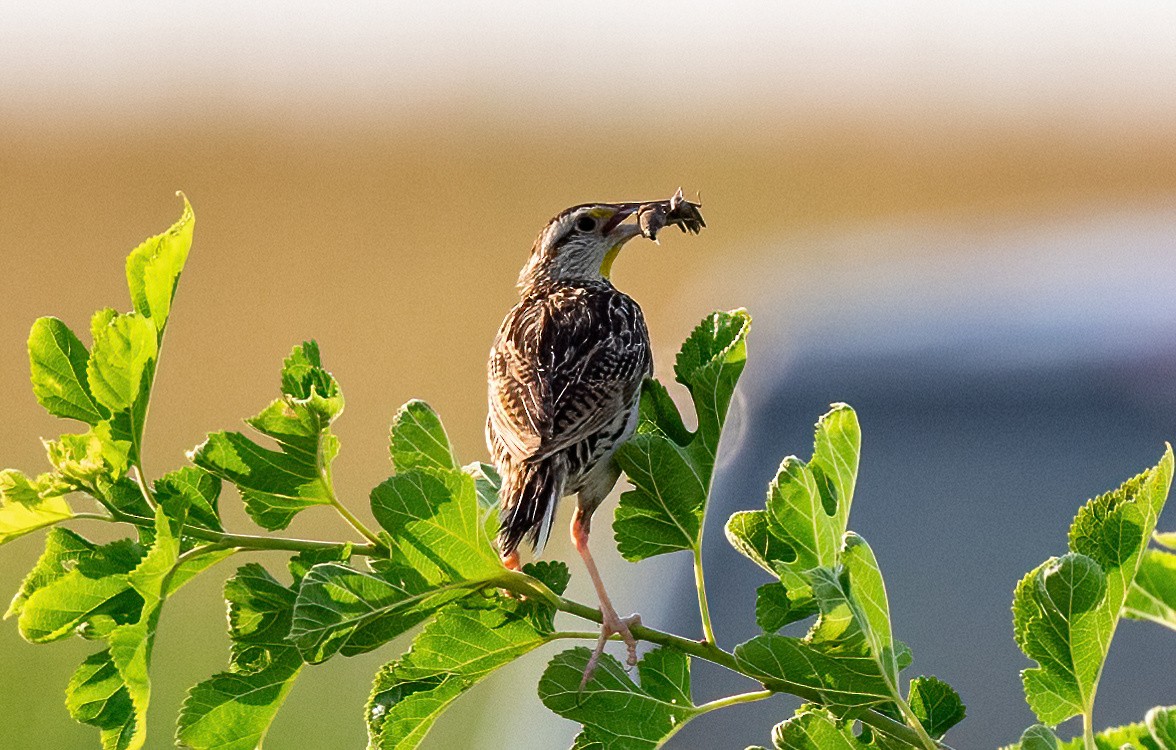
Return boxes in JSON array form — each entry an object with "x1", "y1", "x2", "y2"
[{"x1": 498, "y1": 457, "x2": 564, "y2": 557}]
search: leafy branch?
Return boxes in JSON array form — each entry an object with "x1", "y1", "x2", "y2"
[{"x1": 2, "y1": 197, "x2": 1174, "y2": 750}]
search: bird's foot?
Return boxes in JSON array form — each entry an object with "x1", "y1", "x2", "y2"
[{"x1": 580, "y1": 609, "x2": 641, "y2": 690}]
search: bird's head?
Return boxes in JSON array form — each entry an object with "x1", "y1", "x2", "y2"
[{"x1": 517, "y1": 202, "x2": 645, "y2": 291}]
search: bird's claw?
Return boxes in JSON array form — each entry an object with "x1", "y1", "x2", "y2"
[{"x1": 580, "y1": 611, "x2": 641, "y2": 690}]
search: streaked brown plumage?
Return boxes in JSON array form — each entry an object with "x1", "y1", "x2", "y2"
[{"x1": 487, "y1": 192, "x2": 704, "y2": 684}]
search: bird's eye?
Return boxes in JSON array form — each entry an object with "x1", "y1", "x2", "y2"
[{"x1": 576, "y1": 216, "x2": 598, "y2": 232}]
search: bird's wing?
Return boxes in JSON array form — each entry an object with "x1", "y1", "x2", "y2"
[{"x1": 489, "y1": 286, "x2": 651, "y2": 463}]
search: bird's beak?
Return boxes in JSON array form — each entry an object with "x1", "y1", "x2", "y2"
[{"x1": 601, "y1": 205, "x2": 642, "y2": 244}]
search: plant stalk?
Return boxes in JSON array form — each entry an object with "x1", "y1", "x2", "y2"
[
  {"x1": 693, "y1": 542, "x2": 717, "y2": 645},
  {"x1": 81, "y1": 509, "x2": 380, "y2": 556},
  {"x1": 502, "y1": 570, "x2": 955, "y2": 750}
]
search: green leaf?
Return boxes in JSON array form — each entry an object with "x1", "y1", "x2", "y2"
[
  {"x1": 18, "y1": 536, "x2": 144, "y2": 643},
  {"x1": 725, "y1": 510, "x2": 794, "y2": 576},
  {"x1": 770, "y1": 707, "x2": 870, "y2": 750},
  {"x1": 177, "y1": 563, "x2": 308, "y2": 750},
  {"x1": 613, "y1": 309, "x2": 750, "y2": 562},
  {"x1": 612, "y1": 435, "x2": 706, "y2": 560},
  {"x1": 66, "y1": 650, "x2": 134, "y2": 741},
  {"x1": 103, "y1": 506, "x2": 182, "y2": 750},
  {"x1": 6, "y1": 527, "x2": 93, "y2": 618},
  {"x1": 725, "y1": 405, "x2": 861, "y2": 620},
  {"x1": 906, "y1": 675, "x2": 965, "y2": 739},
  {"x1": 189, "y1": 342, "x2": 343, "y2": 530},
  {"x1": 571, "y1": 734, "x2": 607, "y2": 750},
  {"x1": 124, "y1": 193, "x2": 194, "y2": 333},
  {"x1": 735, "y1": 534, "x2": 906, "y2": 715},
  {"x1": 58, "y1": 508, "x2": 183, "y2": 750},
  {"x1": 1156, "y1": 531, "x2": 1176, "y2": 550},
  {"x1": 1015, "y1": 447, "x2": 1173, "y2": 726},
  {"x1": 28, "y1": 316, "x2": 108, "y2": 424},
  {"x1": 177, "y1": 650, "x2": 303, "y2": 750},
  {"x1": 1006, "y1": 725, "x2": 1060, "y2": 750},
  {"x1": 1125, "y1": 549, "x2": 1176, "y2": 632},
  {"x1": 0, "y1": 469, "x2": 74, "y2": 545},
  {"x1": 767, "y1": 405, "x2": 861, "y2": 609},
  {"x1": 539, "y1": 646, "x2": 698, "y2": 750},
  {"x1": 367, "y1": 591, "x2": 558, "y2": 749},
  {"x1": 154, "y1": 467, "x2": 222, "y2": 532},
  {"x1": 44, "y1": 421, "x2": 132, "y2": 489},
  {"x1": 370, "y1": 468, "x2": 502, "y2": 583},
  {"x1": 289, "y1": 562, "x2": 475, "y2": 663},
  {"x1": 755, "y1": 583, "x2": 794, "y2": 632},
  {"x1": 1004, "y1": 707, "x2": 1176, "y2": 750},
  {"x1": 1148, "y1": 706, "x2": 1176, "y2": 749},
  {"x1": 87, "y1": 309, "x2": 158, "y2": 415},
  {"x1": 389, "y1": 400, "x2": 457, "y2": 472}
]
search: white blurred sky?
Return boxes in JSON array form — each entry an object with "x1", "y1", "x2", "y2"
[{"x1": 2, "y1": 1, "x2": 1175, "y2": 126}]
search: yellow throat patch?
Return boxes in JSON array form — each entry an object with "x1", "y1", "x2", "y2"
[{"x1": 600, "y1": 243, "x2": 622, "y2": 279}]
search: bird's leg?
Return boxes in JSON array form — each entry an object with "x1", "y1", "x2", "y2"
[
  {"x1": 572, "y1": 506, "x2": 640, "y2": 689},
  {"x1": 501, "y1": 549, "x2": 521, "y2": 571}
]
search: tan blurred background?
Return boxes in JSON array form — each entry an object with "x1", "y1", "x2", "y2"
[{"x1": 2, "y1": 2, "x2": 1175, "y2": 748}]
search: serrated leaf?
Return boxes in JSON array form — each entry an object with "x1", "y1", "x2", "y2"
[
  {"x1": 1015, "y1": 447, "x2": 1173, "y2": 726},
  {"x1": 366, "y1": 592, "x2": 558, "y2": 750},
  {"x1": 612, "y1": 436, "x2": 705, "y2": 560},
  {"x1": 103, "y1": 506, "x2": 182, "y2": 750},
  {"x1": 177, "y1": 564, "x2": 309, "y2": 750},
  {"x1": 1006, "y1": 725, "x2": 1060, "y2": 750},
  {"x1": 755, "y1": 583, "x2": 795, "y2": 632},
  {"x1": 190, "y1": 342, "x2": 343, "y2": 530},
  {"x1": 1005, "y1": 707, "x2": 1176, "y2": 750},
  {"x1": 771, "y1": 707, "x2": 870, "y2": 750},
  {"x1": 28, "y1": 316, "x2": 109, "y2": 424},
  {"x1": 44, "y1": 422, "x2": 132, "y2": 489},
  {"x1": 289, "y1": 562, "x2": 476, "y2": 663},
  {"x1": 86, "y1": 310, "x2": 158, "y2": 416},
  {"x1": 725, "y1": 510, "x2": 794, "y2": 576},
  {"x1": 125, "y1": 193, "x2": 194, "y2": 333},
  {"x1": 370, "y1": 467, "x2": 501, "y2": 583},
  {"x1": 906, "y1": 675, "x2": 965, "y2": 739},
  {"x1": 613, "y1": 310, "x2": 750, "y2": 562},
  {"x1": 735, "y1": 534, "x2": 905, "y2": 715},
  {"x1": 389, "y1": 400, "x2": 457, "y2": 472},
  {"x1": 66, "y1": 649, "x2": 134, "y2": 736},
  {"x1": 177, "y1": 649, "x2": 303, "y2": 750},
  {"x1": 1125, "y1": 549, "x2": 1176, "y2": 632},
  {"x1": 155, "y1": 467, "x2": 222, "y2": 531},
  {"x1": 571, "y1": 734, "x2": 607, "y2": 750},
  {"x1": 1148, "y1": 706, "x2": 1176, "y2": 749},
  {"x1": 539, "y1": 646, "x2": 698, "y2": 750},
  {"x1": 725, "y1": 405, "x2": 861, "y2": 616},
  {"x1": 0, "y1": 469, "x2": 74, "y2": 545},
  {"x1": 19, "y1": 536, "x2": 144, "y2": 643},
  {"x1": 6, "y1": 527, "x2": 93, "y2": 618}
]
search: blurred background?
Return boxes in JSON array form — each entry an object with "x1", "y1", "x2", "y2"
[{"x1": 2, "y1": 2, "x2": 1174, "y2": 747}]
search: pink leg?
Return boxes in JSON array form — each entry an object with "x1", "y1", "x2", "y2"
[
  {"x1": 501, "y1": 549, "x2": 521, "y2": 571},
  {"x1": 572, "y1": 506, "x2": 640, "y2": 689}
]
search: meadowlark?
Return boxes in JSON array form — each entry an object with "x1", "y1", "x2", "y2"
[{"x1": 487, "y1": 190, "x2": 704, "y2": 683}]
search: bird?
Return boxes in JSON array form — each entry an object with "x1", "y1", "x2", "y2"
[{"x1": 486, "y1": 192, "x2": 704, "y2": 685}]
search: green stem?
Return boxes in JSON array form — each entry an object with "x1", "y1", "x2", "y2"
[
  {"x1": 326, "y1": 494, "x2": 385, "y2": 549},
  {"x1": 132, "y1": 464, "x2": 157, "y2": 509},
  {"x1": 85, "y1": 509, "x2": 380, "y2": 556},
  {"x1": 75, "y1": 513, "x2": 949, "y2": 749},
  {"x1": 695, "y1": 689, "x2": 773, "y2": 714},
  {"x1": 693, "y1": 543, "x2": 717, "y2": 645},
  {"x1": 319, "y1": 441, "x2": 384, "y2": 549},
  {"x1": 891, "y1": 691, "x2": 942, "y2": 750},
  {"x1": 1083, "y1": 709, "x2": 1096, "y2": 750},
  {"x1": 497, "y1": 569, "x2": 953, "y2": 750}
]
